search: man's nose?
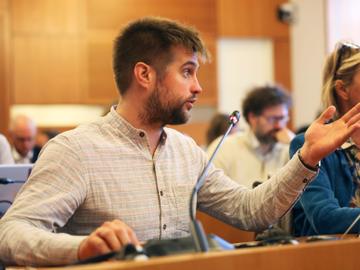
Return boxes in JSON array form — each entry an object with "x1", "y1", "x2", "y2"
[
  {"x1": 273, "y1": 121, "x2": 283, "y2": 129},
  {"x1": 191, "y1": 76, "x2": 202, "y2": 94}
]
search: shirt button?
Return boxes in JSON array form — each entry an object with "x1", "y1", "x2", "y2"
[
  {"x1": 163, "y1": 224, "x2": 167, "y2": 230},
  {"x1": 303, "y1": 178, "x2": 309, "y2": 184},
  {"x1": 139, "y1": 132, "x2": 145, "y2": 137},
  {"x1": 160, "y1": 190, "x2": 164, "y2": 196}
]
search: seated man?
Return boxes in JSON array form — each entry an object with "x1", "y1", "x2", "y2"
[
  {"x1": 1, "y1": 17, "x2": 360, "y2": 266},
  {"x1": 207, "y1": 85, "x2": 294, "y2": 188},
  {"x1": 9, "y1": 115, "x2": 37, "y2": 164}
]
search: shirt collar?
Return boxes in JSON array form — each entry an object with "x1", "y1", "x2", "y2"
[
  {"x1": 341, "y1": 138, "x2": 357, "y2": 150},
  {"x1": 244, "y1": 128, "x2": 262, "y2": 150},
  {"x1": 105, "y1": 106, "x2": 168, "y2": 144},
  {"x1": 244, "y1": 127, "x2": 281, "y2": 156},
  {"x1": 11, "y1": 147, "x2": 33, "y2": 163}
]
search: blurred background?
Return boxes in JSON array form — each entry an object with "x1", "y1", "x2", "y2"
[{"x1": 0, "y1": 0, "x2": 359, "y2": 146}]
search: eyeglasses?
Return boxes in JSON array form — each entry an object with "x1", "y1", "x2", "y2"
[
  {"x1": 333, "y1": 42, "x2": 360, "y2": 79},
  {"x1": 261, "y1": 115, "x2": 289, "y2": 125},
  {"x1": 14, "y1": 136, "x2": 35, "y2": 143}
]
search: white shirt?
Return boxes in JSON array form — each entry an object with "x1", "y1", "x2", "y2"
[
  {"x1": 12, "y1": 148, "x2": 33, "y2": 164},
  {"x1": 0, "y1": 134, "x2": 14, "y2": 164},
  {"x1": 207, "y1": 128, "x2": 290, "y2": 188}
]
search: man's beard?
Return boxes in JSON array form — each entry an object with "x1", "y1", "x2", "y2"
[
  {"x1": 142, "y1": 87, "x2": 191, "y2": 126},
  {"x1": 255, "y1": 129, "x2": 278, "y2": 145}
]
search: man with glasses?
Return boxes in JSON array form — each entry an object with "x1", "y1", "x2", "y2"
[{"x1": 207, "y1": 85, "x2": 294, "y2": 188}]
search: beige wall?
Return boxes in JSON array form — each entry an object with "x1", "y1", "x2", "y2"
[{"x1": 291, "y1": 0, "x2": 326, "y2": 130}]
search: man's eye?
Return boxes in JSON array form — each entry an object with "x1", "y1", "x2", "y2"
[{"x1": 183, "y1": 69, "x2": 191, "y2": 77}]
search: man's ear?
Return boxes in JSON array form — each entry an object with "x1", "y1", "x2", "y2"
[
  {"x1": 248, "y1": 112, "x2": 257, "y2": 126},
  {"x1": 334, "y1": 79, "x2": 349, "y2": 101},
  {"x1": 133, "y1": 62, "x2": 155, "y2": 88}
]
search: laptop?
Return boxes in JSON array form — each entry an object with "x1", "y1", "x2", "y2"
[{"x1": 0, "y1": 164, "x2": 33, "y2": 217}]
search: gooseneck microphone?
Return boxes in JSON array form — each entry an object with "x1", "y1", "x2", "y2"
[
  {"x1": 341, "y1": 212, "x2": 360, "y2": 239},
  {"x1": 189, "y1": 110, "x2": 240, "y2": 252}
]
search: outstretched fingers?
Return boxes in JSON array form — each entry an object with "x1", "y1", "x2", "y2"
[
  {"x1": 342, "y1": 102, "x2": 360, "y2": 123},
  {"x1": 345, "y1": 111, "x2": 360, "y2": 127},
  {"x1": 315, "y1": 106, "x2": 336, "y2": 124}
]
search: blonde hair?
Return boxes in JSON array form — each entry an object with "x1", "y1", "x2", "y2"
[{"x1": 321, "y1": 42, "x2": 360, "y2": 119}]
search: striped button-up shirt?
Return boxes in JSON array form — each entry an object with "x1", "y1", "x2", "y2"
[{"x1": 0, "y1": 107, "x2": 316, "y2": 266}]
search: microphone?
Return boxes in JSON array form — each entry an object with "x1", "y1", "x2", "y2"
[
  {"x1": 341, "y1": 212, "x2": 360, "y2": 239},
  {"x1": 290, "y1": 212, "x2": 360, "y2": 243},
  {"x1": 0, "y1": 178, "x2": 25, "y2": 184},
  {"x1": 189, "y1": 110, "x2": 240, "y2": 252}
]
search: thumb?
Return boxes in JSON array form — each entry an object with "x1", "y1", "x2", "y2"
[{"x1": 316, "y1": 106, "x2": 336, "y2": 124}]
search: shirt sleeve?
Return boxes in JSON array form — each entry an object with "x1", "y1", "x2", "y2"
[
  {"x1": 0, "y1": 135, "x2": 88, "y2": 266},
  {"x1": 198, "y1": 148, "x2": 317, "y2": 231}
]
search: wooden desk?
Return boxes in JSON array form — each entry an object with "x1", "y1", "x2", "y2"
[
  {"x1": 197, "y1": 212, "x2": 255, "y2": 243},
  {"x1": 38, "y1": 237, "x2": 360, "y2": 270}
]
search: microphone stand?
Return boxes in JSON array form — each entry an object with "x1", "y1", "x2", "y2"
[
  {"x1": 189, "y1": 111, "x2": 240, "y2": 252},
  {"x1": 341, "y1": 212, "x2": 360, "y2": 239}
]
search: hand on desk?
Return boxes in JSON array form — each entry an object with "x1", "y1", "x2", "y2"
[{"x1": 78, "y1": 219, "x2": 140, "y2": 260}]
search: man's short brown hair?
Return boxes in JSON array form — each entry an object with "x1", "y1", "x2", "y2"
[
  {"x1": 242, "y1": 85, "x2": 292, "y2": 123},
  {"x1": 113, "y1": 17, "x2": 209, "y2": 96}
]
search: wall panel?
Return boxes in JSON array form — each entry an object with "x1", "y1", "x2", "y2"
[
  {"x1": 273, "y1": 38, "x2": 291, "y2": 90},
  {"x1": 86, "y1": 0, "x2": 217, "y2": 35},
  {"x1": 12, "y1": 36, "x2": 83, "y2": 103},
  {"x1": 196, "y1": 33, "x2": 217, "y2": 106},
  {"x1": 0, "y1": 0, "x2": 10, "y2": 135},
  {"x1": 86, "y1": 31, "x2": 118, "y2": 103},
  {"x1": 10, "y1": 0, "x2": 81, "y2": 34},
  {"x1": 217, "y1": 0, "x2": 289, "y2": 38}
]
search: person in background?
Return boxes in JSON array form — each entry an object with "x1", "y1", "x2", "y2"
[
  {"x1": 9, "y1": 115, "x2": 37, "y2": 164},
  {"x1": 32, "y1": 130, "x2": 59, "y2": 161},
  {"x1": 207, "y1": 85, "x2": 295, "y2": 188},
  {"x1": 205, "y1": 113, "x2": 240, "y2": 147},
  {"x1": 1, "y1": 18, "x2": 360, "y2": 266},
  {"x1": 0, "y1": 133, "x2": 14, "y2": 164},
  {"x1": 290, "y1": 42, "x2": 360, "y2": 236}
]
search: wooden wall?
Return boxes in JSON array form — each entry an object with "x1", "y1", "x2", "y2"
[
  {"x1": 0, "y1": 0, "x2": 10, "y2": 136},
  {"x1": 0, "y1": 0, "x2": 290, "y2": 145}
]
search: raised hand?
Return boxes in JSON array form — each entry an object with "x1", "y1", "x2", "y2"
[
  {"x1": 300, "y1": 103, "x2": 360, "y2": 167},
  {"x1": 78, "y1": 219, "x2": 140, "y2": 261}
]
